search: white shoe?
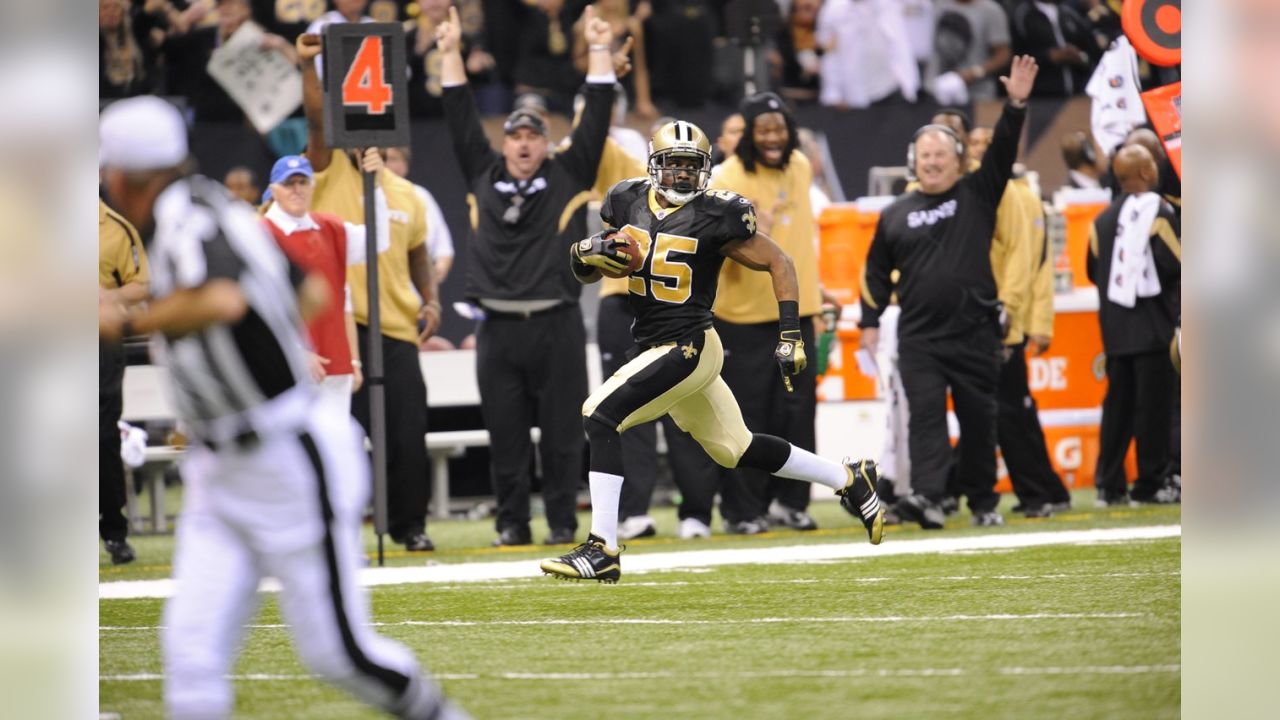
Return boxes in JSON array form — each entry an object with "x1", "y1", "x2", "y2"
[
  {"x1": 678, "y1": 517, "x2": 712, "y2": 539},
  {"x1": 618, "y1": 515, "x2": 657, "y2": 540}
]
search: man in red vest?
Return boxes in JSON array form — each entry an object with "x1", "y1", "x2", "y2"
[{"x1": 261, "y1": 152, "x2": 389, "y2": 418}]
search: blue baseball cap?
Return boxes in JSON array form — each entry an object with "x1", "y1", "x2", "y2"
[{"x1": 269, "y1": 155, "x2": 314, "y2": 185}]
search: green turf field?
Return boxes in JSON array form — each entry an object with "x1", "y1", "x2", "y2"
[{"x1": 100, "y1": 494, "x2": 1180, "y2": 719}]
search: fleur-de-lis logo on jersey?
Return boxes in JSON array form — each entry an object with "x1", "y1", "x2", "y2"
[
  {"x1": 681, "y1": 343, "x2": 699, "y2": 359},
  {"x1": 743, "y1": 208, "x2": 757, "y2": 235}
]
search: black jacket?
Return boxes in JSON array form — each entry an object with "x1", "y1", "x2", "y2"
[
  {"x1": 1010, "y1": 0, "x2": 1098, "y2": 97},
  {"x1": 443, "y1": 80, "x2": 612, "y2": 303},
  {"x1": 860, "y1": 103, "x2": 1026, "y2": 342},
  {"x1": 1087, "y1": 194, "x2": 1181, "y2": 356}
]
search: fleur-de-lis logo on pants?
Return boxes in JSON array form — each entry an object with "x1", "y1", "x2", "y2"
[{"x1": 681, "y1": 343, "x2": 699, "y2": 359}]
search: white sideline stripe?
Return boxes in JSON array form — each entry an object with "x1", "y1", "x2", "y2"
[
  {"x1": 100, "y1": 665, "x2": 1180, "y2": 682},
  {"x1": 99, "y1": 525, "x2": 1181, "y2": 600},
  {"x1": 100, "y1": 611, "x2": 1146, "y2": 632}
]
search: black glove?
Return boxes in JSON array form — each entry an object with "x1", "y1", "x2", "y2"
[{"x1": 571, "y1": 230, "x2": 634, "y2": 276}]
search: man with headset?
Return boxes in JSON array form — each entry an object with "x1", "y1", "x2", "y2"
[{"x1": 859, "y1": 55, "x2": 1039, "y2": 529}]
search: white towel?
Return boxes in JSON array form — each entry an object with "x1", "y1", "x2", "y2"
[
  {"x1": 1086, "y1": 37, "x2": 1146, "y2": 156},
  {"x1": 1107, "y1": 193, "x2": 1163, "y2": 308},
  {"x1": 118, "y1": 421, "x2": 149, "y2": 469}
]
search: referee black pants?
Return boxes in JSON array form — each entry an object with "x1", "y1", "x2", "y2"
[
  {"x1": 598, "y1": 296, "x2": 718, "y2": 524},
  {"x1": 351, "y1": 327, "x2": 430, "y2": 541},
  {"x1": 100, "y1": 338, "x2": 129, "y2": 543},
  {"x1": 715, "y1": 318, "x2": 817, "y2": 524},
  {"x1": 1095, "y1": 350, "x2": 1174, "y2": 499},
  {"x1": 898, "y1": 330, "x2": 1001, "y2": 513},
  {"x1": 997, "y1": 342, "x2": 1071, "y2": 508},
  {"x1": 477, "y1": 304, "x2": 586, "y2": 535}
]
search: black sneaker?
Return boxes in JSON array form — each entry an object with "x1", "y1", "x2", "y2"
[
  {"x1": 940, "y1": 496, "x2": 961, "y2": 516},
  {"x1": 1095, "y1": 488, "x2": 1133, "y2": 508},
  {"x1": 540, "y1": 534, "x2": 622, "y2": 583},
  {"x1": 971, "y1": 510, "x2": 1005, "y2": 527},
  {"x1": 492, "y1": 526, "x2": 533, "y2": 547},
  {"x1": 1023, "y1": 504, "x2": 1054, "y2": 519},
  {"x1": 543, "y1": 527, "x2": 576, "y2": 545},
  {"x1": 837, "y1": 459, "x2": 885, "y2": 544},
  {"x1": 104, "y1": 539, "x2": 135, "y2": 566},
  {"x1": 402, "y1": 533, "x2": 435, "y2": 552},
  {"x1": 724, "y1": 518, "x2": 770, "y2": 535},
  {"x1": 894, "y1": 494, "x2": 946, "y2": 530},
  {"x1": 768, "y1": 502, "x2": 819, "y2": 531}
]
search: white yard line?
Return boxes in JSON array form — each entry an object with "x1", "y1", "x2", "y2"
[
  {"x1": 100, "y1": 611, "x2": 1149, "y2": 632},
  {"x1": 100, "y1": 665, "x2": 1180, "y2": 682},
  {"x1": 99, "y1": 524, "x2": 1180, "y2": 601}
]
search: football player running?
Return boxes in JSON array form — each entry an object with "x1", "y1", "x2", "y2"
[{"x1": 541, "y1": 121, "x2": 885, "y2": 583}]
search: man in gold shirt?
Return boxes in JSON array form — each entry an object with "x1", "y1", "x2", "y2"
[
  {"x1": 708, "y1": 92, "x2": 826, "y2": 533},
  {"x1": 99, "y1": 198, "x2": 149, "y2": 564},
  {"x1": 967, "y1": 125, "x2": 1070, "y2": 516},
  {"x1": 298, "y1": 34, "x2": 442, "y2": 552}
]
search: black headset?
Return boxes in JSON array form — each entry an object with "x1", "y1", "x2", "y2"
[
  {"x1": 1075, "y1": 130, "x2": 1098, "y2": 167},
  {"x1": 905, "y1": 124, "x2": 966, "y2": 180}
]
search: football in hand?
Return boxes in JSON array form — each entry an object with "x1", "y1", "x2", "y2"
[{"x1": 601, "y1": 231, "x2": 644, "y2": 279}]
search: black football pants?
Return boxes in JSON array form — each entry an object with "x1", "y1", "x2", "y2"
[
  {"x1": 476, "y1": 304, "x2": 586, "y2": 535},
  {"x1": 100, "y1": 339, "x2": 129, "y2": 543},
  {"x1": 351, "y1": 327, "x2": 430, "y2": 541},
  {"x1": 1095, "y1": 351, "x2": 1174, "y2": 498},
  {"x1": 898, "y1": 330, "x2": 1002, "y2": 514},
  {"x1": 997, "y1": 342, "x2": 1071, "y2": 507}
]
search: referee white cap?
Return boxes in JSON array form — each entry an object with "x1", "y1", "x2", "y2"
[{"x1": 99, "y1": 96, "x2": 189, "y2": 170}]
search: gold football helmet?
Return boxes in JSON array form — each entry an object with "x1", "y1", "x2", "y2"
[{"x1": 648, "y1": 120, "x2": 713, "y2": 205}]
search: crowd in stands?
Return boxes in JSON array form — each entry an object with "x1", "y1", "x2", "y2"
[{"x1": 102, "y1": 0, "x2": 1149, "y2": 123}]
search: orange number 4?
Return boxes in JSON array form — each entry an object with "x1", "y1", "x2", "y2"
[{"x1": 342, "y1": 36, "x2": 392, "y2": 114}]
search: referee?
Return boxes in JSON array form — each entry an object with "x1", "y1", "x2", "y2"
[
  {"x1": 98, "y1": 97, "x2": 466, "y2": 720},
  {"x1": 860, "y1": 56, "x2": 1039, "y2": 529},
  {"x1": 437, "y1": 6, "x2": 618, "y2": 547}
]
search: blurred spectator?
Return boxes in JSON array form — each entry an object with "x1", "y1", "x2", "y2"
[
  {"x1": 222, "y1": 166, "x2": 260, "y2": 204},
  {"x1": 407, "y1": 0, "x2": 498, "y2": 116},
  {"x1": 100, "y1": 0, "x2": 160, "y2": 99},
  {"x1": 773, "y1": 0, "x2": 823, "y2": 104},
  {"x1": 249, "y1": 0, "x2": 326, "y2": 39},
  {"x1": 306, "y1": 0, "x2": 373, "y2": 33},
  {"x1": 1010, "y1": 0, "x2": 1097, "y2": 97},
  {"x1": 710, "y1": 92, "x2": 826, "y2": 533},
  {"x1": 99, "y1": 199, "x2": 150, "y2": 566},
  {"x1": 512, "y1": 0, "x2": 589, "y2": 114},
  {"x1": 1060, "y1": 129, "x2": 1103, "y2": 190},
  {"x1": 713, "y1": 112, "x2": 744, "y2": 165},
  {"x1": 647, "y1": 0, "x2": 716, "y2": 108},
  {"x1": 1086, "y1": 144, "x2": 1180, "y2": 506},
  {"x1": 898, "y1": 0, "x2": 935, "y2": 72},
  {"x1": 260, "y1": 153, "x2": 392, "y2": 417},
  {"x1": 574, "y1": 0, "x2": 659, "y2": 120},
  {"x1": 383, "y1": 146, "x2": 456, "y2": 282},
  {"x1": 797, "y1": 127, "x2": 833, "y2": 213},
  {"x1": 816, "y1": 0, "x2": 919, "y2": 108},
  {"x1": 924, "y1": 0, "x2": 1012, "y2": 104},
  {"x1": 161, "y1": 0, "x2": 291, "y2": 122},
  {"x1": 573, "y1": 83, "x2": 648, "y2": 161}
]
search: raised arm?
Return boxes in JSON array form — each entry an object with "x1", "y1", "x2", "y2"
[
  {"x1": 972, "y1": 55, "x2": 1038, "y2": 204},
  {"x1": 296, "y1": 34, "x2": 333, "y2": 173},
  {"x1": 437, "y1": 6, "x2": 501, "y2": 183},
  {"x1": 558, "y1": 5, "x2": 620, "y2": 187}
]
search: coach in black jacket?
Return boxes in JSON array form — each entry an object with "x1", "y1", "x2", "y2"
[
  {"x1": 1087, "y1": 145, "x2": 1181, "y2": 506},
  {"x1": 860, "y1": 56, "x2": 1040, "y2": 529},
  {"x1": 439, "y1": 6, "x2": 618, "y2": 547}
]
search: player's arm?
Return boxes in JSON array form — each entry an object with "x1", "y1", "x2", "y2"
[
  {"x1": 722, "y1": 232, "x2": 808, "y2": 388},
  {"x1": 295, "y1": 33, "x2": 336, "y2": 173}
]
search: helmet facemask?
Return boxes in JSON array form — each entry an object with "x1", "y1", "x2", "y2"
[{"x1": 649, "y1": 150, "x2": 711, "y2": 205}]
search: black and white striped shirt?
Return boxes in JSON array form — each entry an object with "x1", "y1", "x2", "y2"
[{"x1": 148, "y1": 175, "x2": 314, "y2": 446}]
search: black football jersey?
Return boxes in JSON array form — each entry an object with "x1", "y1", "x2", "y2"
[{"x1": 601, "y1": 178, "x2": 757, "y2": 346}]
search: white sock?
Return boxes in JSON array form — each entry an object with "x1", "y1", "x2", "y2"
[
  {"x1": 588, "y1": 471, "x2": 624, "y2": 549},
  {"x1": 775, "y1": 445, "x2": 847, "y2": 490}
]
